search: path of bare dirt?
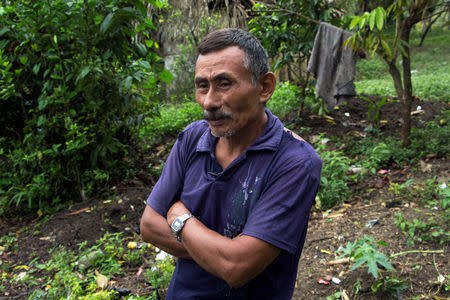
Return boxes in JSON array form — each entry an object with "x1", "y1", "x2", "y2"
[{"x1": 1, "y1": 97, "x2": 448, "y2": 299}]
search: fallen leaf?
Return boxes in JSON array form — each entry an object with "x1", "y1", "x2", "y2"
[
  {"x1": 17, "y1": 272, "x2": 27, "y2": 281},
  {"x1": 419, "y1": 160, "x2": 432, "y2": 172},
  {"x1": 66, "y1": 207, "x2": 89, "y2": 216},
  {"x1": 127, "y1": 241, "x2": 137, "y2": 249},
  {"x1": 95, "y1": 270, "x2": 108, "y2": 290},
  {"x1": 341, "y1": 289, "x2": 350, "y2": 300}
]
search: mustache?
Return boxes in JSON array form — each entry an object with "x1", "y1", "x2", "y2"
[{"x1": 203, "y1": 110, "x2": 233, "y2": 121}]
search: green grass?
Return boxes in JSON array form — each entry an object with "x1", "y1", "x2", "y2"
[{"x1": 355, "y1": 27, "x2": 450, "y2": 101}]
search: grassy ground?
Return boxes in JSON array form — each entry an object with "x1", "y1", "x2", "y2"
[{"x1": 355, "y1": 26, "x2": 450, "y2": 101}]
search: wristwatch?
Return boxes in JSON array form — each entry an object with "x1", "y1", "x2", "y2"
[{"x1": 170, "y1": 213, "x2": 194, "y2": 241}]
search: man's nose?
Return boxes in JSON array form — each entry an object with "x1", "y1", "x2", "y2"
[{"x1": 202, "y1": 88, "x2": 221, "y2": 111}]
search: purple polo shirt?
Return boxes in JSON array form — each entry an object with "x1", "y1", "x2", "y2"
[{"x1": 147, "y1": 109, "x2": 322, "y2": 300}]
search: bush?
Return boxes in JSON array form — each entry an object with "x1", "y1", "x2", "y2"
[
  {"x1": 0, "y1": 0, "x2": 168, "y2": 214},
  {"x1": 267, "y1": 82, "x2": 302, "y2": 119},
  {"x1": 315, "y1": 139, "x2": 352, "y2": 209},
  {"x1": 141, "y1": 99, "x2": 203, "y2": 145}
]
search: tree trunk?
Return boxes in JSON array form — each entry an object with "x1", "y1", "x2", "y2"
[
  {"x1": 386, "y1": 60, "x2": 404, "y2": 101},
  {"x1": 400, "y1": 18, "x2": 414, "y2": 147}
]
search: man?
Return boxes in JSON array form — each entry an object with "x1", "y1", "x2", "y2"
[{"x1": 140, "y1": 28, "x2": 322, "y2": 299}]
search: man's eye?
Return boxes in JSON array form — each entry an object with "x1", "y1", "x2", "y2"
[
  {"x1": 218, "y1": 81, "x2": 231, "y2": 88},
  {"x1": 196, "y1": 84, "x2": 208, "y2": 90}
]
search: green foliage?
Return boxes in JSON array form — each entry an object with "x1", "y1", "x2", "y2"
[
  {"x1": 315, "y1": 138, "x2": 352, "y2": 209},
  {"x1": 409, "y1": 111, "x2": 450, "y2": 158},
  {"x1": 144, "y1": 255, "x2": 175, "y2": 297},
  {"x1": 339, "y1": 110, "x2": 449, "y2": 171},
  {"x1": 0, "y1": 0, "x2": 167, "y2": 214},
  {"x1": 326, "y1": 291, "x2": 343, "y2": 300},
  {"x1": 267, "y1": 82, "x2": 302, "y2": 119},
  {"x1": 360, "y1": 96, "x2": 388, "y2": 129},
  {"x1": 20, "y1": 232, "x2": 157, "y2": 299},
  {"x1": 141, "y1": 99, "x2": 203, "y2": 145},
  {"x1": 0, "y1": 233, "x2": 17, "y2": 253},
  {"x1": 395, "y1": 212, "x2": 450, "y2": 245},
  {"x1": 249, "y1": 0, "x2": 341, "y2": 75},
  {"x1": 166, "y1": 14, "x2": 222, "y2": 100},
  {"x1": 337, "y1": 235, "x2": 394, "y2": 279},
  {"x1": 371, "y1": 275, "x2": 408, "y2": 298}
]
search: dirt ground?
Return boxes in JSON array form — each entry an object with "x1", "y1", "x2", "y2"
[{"x1": 0, "y1": 96, "x2": 448, "y2": 299}]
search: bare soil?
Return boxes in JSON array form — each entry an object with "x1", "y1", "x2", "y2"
[{"x1": 1, "y1": 96, "x2": 448, "y2": 299}]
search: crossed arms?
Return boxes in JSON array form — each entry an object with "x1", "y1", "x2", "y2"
[{"x1": 140, "y1": 201, "x2": 280, "y2": 288}]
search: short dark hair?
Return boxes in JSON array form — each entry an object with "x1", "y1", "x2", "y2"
[{"x1": 198, "y1": 28, "x2": 269, "y2": 84}]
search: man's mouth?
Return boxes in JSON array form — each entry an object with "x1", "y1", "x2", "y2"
[{"x1": 203, "y1": 110, "x2": 233, "y2": 123}]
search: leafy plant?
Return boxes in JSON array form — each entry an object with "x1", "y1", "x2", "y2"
[
  {"x1": 360, "y1": 95, "x2": 388, "y2": 129},
  {"x1": 395, "y1": 212, "x2": 450, "y2": 245},
  {"x1": 267, "y1": 82, "x2": 302, "y2": 119},
  {"x1": 371, "y1": 275, "x2": 408, "y2": 299},
  {"x1": 144, "y1": 254, "x2": 175, "y2": 298},
  {"x1": 337, "y1": 235, "x2": 394, "y2": 279},
  {"x1": 0, "y1": 233, "x2": 18, "y2": 253},
  {"x1": 141, "y1": 99, "x2": 202, "y2": 145},
  {"x1": 315, "y1": 137, "x2": 352, "y2": 209},
  {"x1": 0, "y1": 0, "x2": 168, "y2": 214}
]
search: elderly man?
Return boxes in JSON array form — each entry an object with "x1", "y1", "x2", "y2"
[{"x1": 140, "y1": 28, "x2": 322, "y2": 299}]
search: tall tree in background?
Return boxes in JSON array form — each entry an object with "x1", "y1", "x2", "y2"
[{"x1": 345, "y1": 0, "x2": 449, "y2": 146}]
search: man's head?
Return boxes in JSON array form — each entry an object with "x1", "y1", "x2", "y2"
[
  {"x1": 198, "y1": 28, "x2": 269, "y2": 85},
  {"x1": 194, "y1": 28, "x2": 275, "y2": 139}
]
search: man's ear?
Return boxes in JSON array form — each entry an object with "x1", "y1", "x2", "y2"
[{"x1": 258, "y1": 72, "x2": 276, "y2": 104}]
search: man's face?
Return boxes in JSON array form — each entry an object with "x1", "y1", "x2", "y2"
[{"x1": 194, "y1": 46, "x2": 263, "y2": 138}]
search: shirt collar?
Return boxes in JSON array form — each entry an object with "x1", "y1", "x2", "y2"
[{"x1": 196, "y1": 108, "x2": 283, "y2": 153}]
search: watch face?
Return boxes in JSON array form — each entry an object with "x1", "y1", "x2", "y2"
[{"x1": 172, "y1": 219, "x2": 183, "y2": 232}]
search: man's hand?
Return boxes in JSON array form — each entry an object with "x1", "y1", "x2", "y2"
[{"x1": 167, "y1": 201, "x2": 191, "y2": 226}]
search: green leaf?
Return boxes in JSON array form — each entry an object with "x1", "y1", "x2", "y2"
[
  {"x1": 159, "y1": 69, "x2": 173, "y2": 84},
  {"x1": 375, "y1": 7, "x2": 385, "y2": 31},
  {"x1": 369, "y1": 10, "x2": 376, "y2": 30},
  {"x1": 380, "y1": 40, "x2": 392, "y2": 58},
  {"x1": 32, "y1": 64, "x2": 41, "y2": 75},
  {"x1": 100, "y1": 13, "x2": 114, "y2": 35},
  {"x1": 349, "y1": 16, "x2": 360, "y2": 29},
  {"x1": 76, "y1": 66, "x2": 91, "y2": 84},
  {"x1": 0, "y1": 27, "x2": 10, "y2": 37},
  {"x1": 20, "y1": 56, "x2": 28, "y2": 65},
  {"x1": 37, "y1": 115, "x2": 47, "y2": 127},
  {"x1": 135, "y1": 42, "x2": 147, "y2": 56}
]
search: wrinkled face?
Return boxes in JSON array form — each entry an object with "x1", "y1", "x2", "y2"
[{"x1": 194, "y1": 46, "x2": 263, "y2": 138}]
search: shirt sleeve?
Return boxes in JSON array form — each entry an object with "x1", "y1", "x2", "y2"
[
  {"x1": 242, "y1": 154, "x2": 321, "y2": 254},
  {"x1": 146, "y1": 137, "x2": 185, "y2": 217}
]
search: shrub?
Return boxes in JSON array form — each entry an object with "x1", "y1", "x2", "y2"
[
  {"x1": 267, "y1": 82, "x2": 302, "y2": 119},
  {"x1": 315, "y1": 138, "x2": 352, "y2": 209},
  {"x1": 141, "y1": 99, "x2": 203, "y2": 145},
  {"x1": 0, "y1": 0, "x2": 168, "y2": 214}
]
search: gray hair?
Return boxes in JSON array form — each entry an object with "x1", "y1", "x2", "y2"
[{"x1": 198, "y1": 28, "x2": 269, "y2": 84}]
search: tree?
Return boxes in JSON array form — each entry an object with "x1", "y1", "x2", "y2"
[
  {"x1": 344, "y1": 0, "x2": 450, "y2": 146},
  {"x1": 248, "y1": 0, "x2": 342, "y2": 115}
]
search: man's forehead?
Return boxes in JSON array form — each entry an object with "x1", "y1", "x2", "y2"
[
  {"x1": 195, "y1": 46, "x2": 249, "y2": 78},
  {"x1": 196, "y1": 46, "x2": 245, "y2": 66}
]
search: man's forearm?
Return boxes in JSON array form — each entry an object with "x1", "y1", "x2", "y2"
[
  {"x1": 167, "y1": 201, "x2": 280, "y2": 288},
  {"x1": 140, "y1": 205, "x2": 191, "y2": 258}
]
